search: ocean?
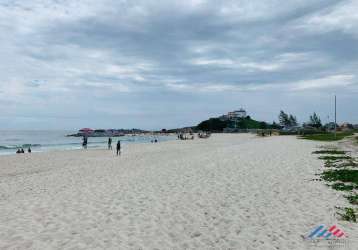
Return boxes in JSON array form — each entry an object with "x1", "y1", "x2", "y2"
[{"x1": 0, "y1": 130, "x2": 176, "y2": 155}]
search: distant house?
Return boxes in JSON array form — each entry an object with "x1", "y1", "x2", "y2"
[
  {"x1": 340, "y1": 123, "x2": 354, "y2": 131},
  {"x1": 227, "y1": 109, "x2": 247, "y2": 119},
  {"x1": 324, "y1": 122, "x2": 337, "y2": 131},
  {"x1": 79, "y1": 128, "x2": 93, "y2": 133},
  {"x1": 78, "y1": 128, "x2": 94, "y2": 136}
]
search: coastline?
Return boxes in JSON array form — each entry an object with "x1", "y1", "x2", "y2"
[
  {"x1": 1, "y1": 134, "x2": 357, "y2": 249},
  {"x1": 0, "y1": 131, "x2": 176, "y2": 156}
]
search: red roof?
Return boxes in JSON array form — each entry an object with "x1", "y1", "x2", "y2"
[{"x1": 79, "y1": 128, "x2": 94, "y2": 132}]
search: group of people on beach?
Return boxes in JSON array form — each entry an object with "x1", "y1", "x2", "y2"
[
  {"x1": 257, "y1": 130, "x2": 273, "y2": 137},
  {"x1": 82, "y1": 136, "x2": 121, "y2": 156},
  {"x1": 16, "y1": 147, "x2": 31, "y2": 154},
  {"x1": 178, "y1": 133, "x2": 194, "y2": 140},
  {"x1": 108, "y1": 137, "x2": 121, "y2": 156}
]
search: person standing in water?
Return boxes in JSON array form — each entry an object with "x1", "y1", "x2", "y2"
[
  {"x1": 108, "y1": 137, "x2": 112, "y2": 150},
  {"x1": 116, "y1": 140, "x2": 121, "y2": 156}
]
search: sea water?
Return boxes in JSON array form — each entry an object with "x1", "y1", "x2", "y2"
[{"x1": 0, "y1": 130, "x2": 175, "y2": 155}]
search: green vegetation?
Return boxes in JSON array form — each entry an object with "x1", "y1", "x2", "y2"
[
  {"x1": 236, "y1": 117, "x2": 268, "y2": 129},
  {"x1": 321, "y1": 169, "x2": 358, "y2": 184},
  {"x1": 300, "y1": 132, "x2": 353, "y2": 141},
  {"x1": 324, "y1": 160, "x2": 358, "y2": 169},
  {"x1": 307, "y1": 112, "x2": 322, "y2": 128},
  {"x1": 331, "y1": 183, "x2": 355, "y2": 191},
  {"x1": 278, "y1": 131, "x2": 299, "y2": 135},
  {"x1": 338, "y1": 207, "x2": 357, "y2": 222},
  {"x1": 312, "y1": 150, "x2": 346, "y2": 155},
  {"x1": 278, "y1": 110, "x2": 297, "y2": 127},
  {"x1": 196, "y1": 118, "x2": 228, "y2": 132},
  {"x1": 196, "y1": 117, "x2": 271, "y2": 132},
  {"x1": 318, "y1": 155, "x2": 351, "y2": 161},
  {"x1": 345, "y1": 194, "x2": 358, "y2": 205},
  {"x1": 315, "y1": 148, "x2": 358, "y2": 223},
  {"x1": 339, "y1": 161, "x2": 358, "y2": 168}
]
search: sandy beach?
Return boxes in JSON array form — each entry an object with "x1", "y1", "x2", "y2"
[{"x1": 0, "y1": 134, "x2": 357, "y2": 249}]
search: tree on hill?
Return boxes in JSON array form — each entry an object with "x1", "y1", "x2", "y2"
[
  {"x1": 197, "y1": 116, "x2": 274, "y2": 131},
  {"x1": 197, "y1": 118, "x2": 228, "y2": 132},
  {"x1": 259, "y1": 121, "x2": 267, "y2": 129},
  {"x1": 271, "y1": 121, "x2": 282, "y2": 129},
  {"x1": 279, "y1": 111, "x2": 290, "y2": 127},
  {"x1": 279, "y1": 110, "x2": 298, "y2": 127},
  {"x1": 289, "y1": 115, "x2": 297, "y2": 127},
  {"x1": 308, "y1": 112, "x2": 322, "y2": 128}
]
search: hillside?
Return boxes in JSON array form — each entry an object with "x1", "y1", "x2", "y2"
[{"x1": 197, "y1": 116, "x2": 274, "y2": 132}]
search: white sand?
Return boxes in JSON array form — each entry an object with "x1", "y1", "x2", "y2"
[
  {"x1": 338, "y1": 134, "x2": 358, "y2": 158},
  {"x1": 0, "y1": 134, "x2": 357, "y2": 249}
]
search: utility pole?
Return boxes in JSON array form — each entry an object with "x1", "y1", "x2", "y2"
[{"x1": 334, "y1": 95, "x2": 337, "y2": 139}]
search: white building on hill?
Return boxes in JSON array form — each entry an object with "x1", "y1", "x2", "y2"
[{"x1": 227, "y1": 109, "x2": 247, "y2": 119}]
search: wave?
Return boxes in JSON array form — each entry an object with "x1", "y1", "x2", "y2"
[
  {"x1": 0, "y1": 144, "x2": 42, "y2": 150},
  {"x1": 0, "y1": 142, "x2": 106, "y2": 150}
]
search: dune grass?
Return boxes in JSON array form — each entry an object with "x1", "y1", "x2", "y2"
[
  {"x1": 345, "y1": 194, "x2": 358, "y2": 205},
  {"x1": 330, "y1": 183, "x2": 355, "y2": 191},
  {"x1": 312, "y1": 150, "x2": 346, "y2": 155},
  {"x1": 300, "y1": 132, "x2": 353, "y2": 141},
  {"x1": 318, "y1": 155, "x2": 351, "y2": 161},
  {"x1": 324, "y1": 160, "x2": 358, "y2": 169},
  {"x1": 338, "y1": 207, "x2": 357, "y2": 222},
  {"x1": 321, "y1": 169, "x2": 358, "y2": 184},
  {"x1": 315, "y1": 148, "x2": 358, "y2": 222}
]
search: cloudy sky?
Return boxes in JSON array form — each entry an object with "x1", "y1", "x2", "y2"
[{"x1": 1, "y1": 0, "x2": 357, "y2": 130}]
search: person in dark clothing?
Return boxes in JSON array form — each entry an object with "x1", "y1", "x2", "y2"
[
  {"x1": 116, "y1": 140, "x2": 121, "y2": 156},
  {"x1": 16, "y1": 149, "x2": 21, "y2": 154},
  {"x1": 20, "y1": 148, "x2": 25, "y2": 153},
  {"x1": 108, "y1": 137, "x2": 112, "y2": 150},
  {"x1": 28, "y1": 147, "x2": 31, "y2": 153},
  {"x1": 82, "y1": 136, "x2": 88, "y2": 149}
]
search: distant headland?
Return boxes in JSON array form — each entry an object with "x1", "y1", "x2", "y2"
[
  {"x1": 68, "y1": 108, "x2": 358, "y2": 137},
  {"x1": 67, "y1": 128, "x2": 149, "y2": 137}
]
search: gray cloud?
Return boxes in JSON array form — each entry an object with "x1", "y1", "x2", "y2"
[{"x1": 0, "y1": 0, "x2": 357, "y2": 129}]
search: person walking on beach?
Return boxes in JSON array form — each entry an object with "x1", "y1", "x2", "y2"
[
  {"x1": 82, "y1": 136, "x2": 88, "y2": 149},
  {"x1": 116, "y1": 140, "x2": 121, "y2": 156},
  {"x1": 108, "y1": 137, "x2": 112, "y2": 150}
]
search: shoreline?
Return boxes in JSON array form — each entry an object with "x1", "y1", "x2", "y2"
[{"x1": 0, "y1": 134, "x2": 177, "y2": 156}]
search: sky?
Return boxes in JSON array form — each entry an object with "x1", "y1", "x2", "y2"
[{"x1": 0, "y1": 0, "x2": 357, "y2": 130}]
